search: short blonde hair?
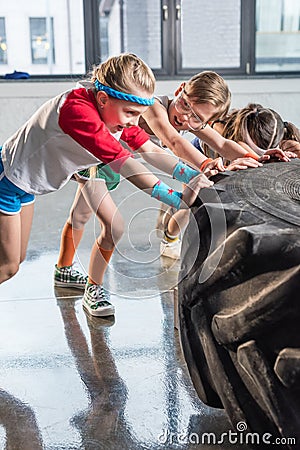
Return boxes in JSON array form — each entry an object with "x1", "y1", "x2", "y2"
[
  {"x1": 91, "y1": 53, "x2": 155, "y2": 96},
  {"x1": 185, "y1": 71, "x2": 231, "y2": 121}
]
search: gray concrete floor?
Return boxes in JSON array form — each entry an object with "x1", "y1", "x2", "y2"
[{"x1": 0, "y1": 173, "x2": 251, "y2": 450}]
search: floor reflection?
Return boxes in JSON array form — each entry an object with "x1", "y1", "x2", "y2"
[
  {"x1": 55, "y1": 288, "x2": 141, "y2": 450},
  {"x1": 0, "y1": 181, "x2": 251, "y2": 449},
  {"x1": 0, "y1": 389, "x2": 43, "y2": 450},
  {"x1": 54, "y1": 286, "x2": 237, "y2": 450}
]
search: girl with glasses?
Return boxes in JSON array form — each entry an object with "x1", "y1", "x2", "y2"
[{"x1": 139, "y1": 72, "x2": 289, "y2": 259}]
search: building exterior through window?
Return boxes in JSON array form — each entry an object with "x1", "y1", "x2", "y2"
[
  {"x1": 30, "y1": 17, "x2": 55, "y2": 65},
  {"x1": 0, "y1": 0, "x2": 299, "y2": 78},
  {"x1": 0, "y1": 17, "x2": 7, "y2": 65},
  {"x1": 0, "y1": 0, "x2": 85, "y2": 76}
]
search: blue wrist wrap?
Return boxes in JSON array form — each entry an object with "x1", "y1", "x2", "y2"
[
  {"x1": 172, "y1": 161, "x2": 199, "y2": 184},
  {"x1": 151, "y1": 180, "x2": 182, "y2": 210}
]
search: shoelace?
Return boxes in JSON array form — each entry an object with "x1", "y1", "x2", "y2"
[
  {"x1": 89, "y1": 284, "x2": 110, "y2": 302},
  {"x1": 70, "y1": 267, "x2": 87, "y2": 281}
]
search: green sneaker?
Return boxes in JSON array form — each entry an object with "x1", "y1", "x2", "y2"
[
  {"x1": 83, "y1": 284, "x2": 115, "y2": 317},
  {"x1": 54, "y1": 264, "x2": 88, "y2": 289}
]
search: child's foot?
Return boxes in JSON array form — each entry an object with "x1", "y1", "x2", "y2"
[
  {"x1": 54, "y1": 264, "x2": 88, "y2": 289},
  {"x1": 82, "y1": 283, "x2": 115, "y2": 317},
  {"x1": 160, "y1": 238, "x2": 182, "y2": 260}
]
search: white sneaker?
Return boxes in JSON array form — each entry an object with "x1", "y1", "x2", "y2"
[
  {"x1": 83, "y1": 284, "x2": 115, "y2": 317},
  {"x1": 160, "y1": 239, "x2": 181, "y2": 260}
]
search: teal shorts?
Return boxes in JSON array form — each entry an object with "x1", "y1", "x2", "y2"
[{"x1": 77, "y1": 163, "x2": 120, "y2": 191}]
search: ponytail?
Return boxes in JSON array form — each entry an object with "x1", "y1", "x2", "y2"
[{"x1": 282, "y1": 121, "x2": 300, "y2": 142}]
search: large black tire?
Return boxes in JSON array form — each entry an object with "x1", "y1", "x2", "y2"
[{"x1": 179, "y1": 160, "x2": 300, "y2": 448}]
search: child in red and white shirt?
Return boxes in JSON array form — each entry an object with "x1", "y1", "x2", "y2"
[{"x1": 0, "y1": 53, "x2": 213, "y2": 316}]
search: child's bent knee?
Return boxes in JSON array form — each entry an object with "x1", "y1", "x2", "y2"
[
  {"x1": 69, "y1": 210, "x2": 92, "y2": 229},
  {"x1": 0, "y1": 262, "x2": 20, "y2": 284},
  {"x1": 112, "y1": 221, "x2": 124, "y2": 243}
]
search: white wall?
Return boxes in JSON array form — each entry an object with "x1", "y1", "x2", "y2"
[{"x1": 0, "y1": 77, "x2": 299, "y2": 143}]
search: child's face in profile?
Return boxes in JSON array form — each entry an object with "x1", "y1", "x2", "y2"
[{"x1": 97, "y1": 93, "x2": 150, "y2": 134}]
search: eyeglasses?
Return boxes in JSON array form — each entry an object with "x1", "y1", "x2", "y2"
[{"x1": 174, "y1": 89, "x2": 208, "y2": 131}]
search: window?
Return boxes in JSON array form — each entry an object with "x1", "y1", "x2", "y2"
[
  {"x1": 255, "y1": 0, "x2": 300, "y2": 72},
  {"x1": 98, "y1": 0, "x2": 162, "y2": 71},
  {"x1": 0, "y1": 0, "x2": 85, "y2": 76},
  {"x1": 30, "y1": 18, "x2": 55, "y2": 65},
  {"x1": 96, "y1": 0, "x2": 300, "y2": 77},
  {"x1": 0, "y1": 17, "x2": 7, "y2": 64},
  {"x1": 0, "y1": 0, "x2": 299, "y2": 78},
  {"x1": 97, "y1": 0, "x2": 244, "y2": 76},
  {"x1": 179, "y1": 0, "x2": 241, "y2": 71}
]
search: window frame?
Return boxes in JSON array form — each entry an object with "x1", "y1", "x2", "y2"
[
  {"x1": 0, "y1": 17, "x2": 7, "y2": 65},
  {"x1": 85, "y1": 0, "x2": 299, "y2": 79},
  {"x1": 173, "y1": 0, "x2": 255, "y2": 78},
  {"x1": 3, "y1": 0, "x2": 299, "y2": 79}
]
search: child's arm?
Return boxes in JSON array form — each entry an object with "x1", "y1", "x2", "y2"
[
  {"x1": 136, "y1": 139, "x2": 180, "y2": 174},
  {"x1": 195, "y1": 125, "x2": 253, "y2": 160},
  {"x1": 118, "y1": 156, "x2": 213, "y2": 209},
  {"x1": 280, "y1": 139, "x2": 300, "y2": 158},
  {"x1": 194, "y1": 124, "x2": 291, "y2": 168},
  {"x1": 234, "y1": 140, "x2": 291, "y2": 162},
  {"x1": 137, "y1": 140, "x2": 198, "y2": 180},
  {"x1": 137, "y1": 139, "x2": 224, "y2": 182},
  {"x1": 141, "y1": 100, "x2": 209, "y2": 168}
]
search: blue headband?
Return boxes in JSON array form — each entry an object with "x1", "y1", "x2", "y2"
[{"x1": 94, "y1": 79, "x2": 154, "y2": 106}]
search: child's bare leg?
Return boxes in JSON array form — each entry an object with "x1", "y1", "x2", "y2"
[
  {"x1": 20, "y1": 204, "x2": 34, "y2": 263},
  {"x1": 0, "y1": 204, "x2": 34, "y2": 283},
  {"x1": 68, "y1": 182, "x2": 93, "y2": 229},
  {"x1": 81, "y1": 180, "x2": 124, "y2": 284},
  {"x1": 166, "y1": 209, "x2": 190, "y2": 238},
  {"x1": 161, "y1": 209, "x2": 190, "y2": 260},
  {"x1": 57, "y1": 183, "x2": 93, "y2": 268}
]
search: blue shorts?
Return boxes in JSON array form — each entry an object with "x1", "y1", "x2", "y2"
[{"x1": 0, "y1": 151, "x2": 35, "y2": 215}]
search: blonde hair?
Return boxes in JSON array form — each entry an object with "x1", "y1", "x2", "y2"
[
  {"x1": 91, "y1": 53, "x2": 155, "y2": 96},
  {"x1": 88, "y1": 54, "x2": 155, "y2": 178},
  {"x1": 185, "y1": 71, "x2": 231, "y2": 121}
]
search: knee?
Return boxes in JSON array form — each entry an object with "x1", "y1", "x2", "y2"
[
  {"x1": 69, "y1": 209, "x2": 92, "y2": 229},
  {"x1": 20, "y1": 251, "x2": 27, "y2": 264},
  {"x1": 111, "y1": 217, "x2": 125, "y2": 244},
  {"x1": 0, "y1": 262, "x2": 20, "y2": 284},
  {"x1": 102, "y1": 217, "x2": 124, "y2": 246}
]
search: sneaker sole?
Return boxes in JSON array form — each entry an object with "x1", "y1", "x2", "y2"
[
  {"x1": 54, "y1": 280, "x2": 87, "y2": 289},
  {"x1": 86, "y1": 315, "x2": 115, "y2": 328},
  {"x1": 160, "y1": 246, "x2": 181, "y2": 260},
  {"x1": 83, "y1": 303, "x2": 115, "y2": 317},
  {"x1": 161, "y1": 252, "x2": 181, "y2": 260}
]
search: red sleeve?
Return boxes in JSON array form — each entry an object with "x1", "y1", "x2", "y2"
[
  {"x1": 58, "y1": 88, "x2": 133, "y2": 172},
  {"x1": 121, "y1": 126, "x2": 150, "y2": 150}
]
